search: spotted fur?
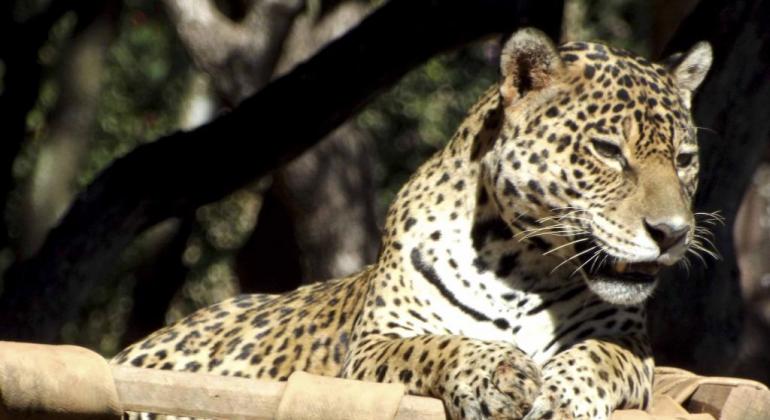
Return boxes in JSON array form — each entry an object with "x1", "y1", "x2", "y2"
[{"x1": 114, "y1": 29, "x2": 713, "y2": 419}]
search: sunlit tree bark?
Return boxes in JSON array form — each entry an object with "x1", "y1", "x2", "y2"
[{"x1": 17, "y1": 8, "x2": 118, "y2": 259}]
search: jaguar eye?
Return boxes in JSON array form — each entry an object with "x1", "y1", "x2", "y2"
[
  {"x1": 676, "y1": 152, "x2": 695, "y2": 168},
  {"x1": 591, "y1": 138, "x2": 623, "y2": 160}
]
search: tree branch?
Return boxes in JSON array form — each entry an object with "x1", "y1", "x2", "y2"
[{"x1": 163, "y1": 0, "x2": 305, "y2": 102}]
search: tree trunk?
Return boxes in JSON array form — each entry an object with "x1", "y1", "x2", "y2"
[
  {"x1": 253, "y1": 0, "x2": 379, "y2": 284},
  {"x1": 732, "y1": 163, "x2": 770, "y2": 384},
  {"x1": 162, "y1": 0, "x2": 305, "y2": 104},
  {"x1": 118, "y1": 66, "x2": 218, "y2": 346},
  {"x1": 249, "y1": 122, "x2": 380, "y2": 284},
  {"x1": 650, "y1": 0, "x2": 699, "y2": 57},
  {"x1": 235, "y1": 185, "x2": 304, "y2": 293},
  {"x1": 17, "y1": 8, "x2": 118, "y2": 259},
  {"x1": 120, "y1": 216, "x2": 194, "y2": 348},
  {"x1": 0, "y1": 0, "x2": 109, "y2": 255},
  {"x1": 648, "y1": 0, "x2": 770, "y2": 376}
]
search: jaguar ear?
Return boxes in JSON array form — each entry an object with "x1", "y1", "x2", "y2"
[
  {"x1": 499, "y1": 28, "x2": 564, "y2": 106},
  {"x1": 662, "y1": 42, "x2": 712, "y2": 106}
]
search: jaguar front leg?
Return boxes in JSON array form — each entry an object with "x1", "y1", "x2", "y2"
[
  {"x1": 524, "y1": 335, "x2": 653, "y2": 420},
  {"x1": 342, "y1": 334, "x2": 542, "y2": 420}
]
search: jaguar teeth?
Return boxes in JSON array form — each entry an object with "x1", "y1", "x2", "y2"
[{"x1": 615, "y1": 261, "x2": 628, "y2": 273}]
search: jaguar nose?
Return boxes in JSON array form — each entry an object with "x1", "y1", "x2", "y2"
[{"x1": 643, "y1": 219, "x2": 689, "y2": 254}]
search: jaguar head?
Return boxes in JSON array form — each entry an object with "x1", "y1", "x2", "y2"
[{"x1": 484, "y1": 28, "x2": 713, "y2": 305}]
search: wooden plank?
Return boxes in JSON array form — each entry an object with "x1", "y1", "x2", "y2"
[
  {"x1": 649, "y1": 395, "x2": 691, "y2": 416},
  {"x1": 720, "y1": 386, "x2": 770, "y2": 420},
  {"x1": 687, "y1": 384, "x2": 733, "y2": 418},
  {"x1": 111, "y1": 366, "x2": 445, "y2": 420},
  {"x1": 394, "y1": 396, "x2": 446, "y2": 420},
  {"x1": 687, "y1": 384, "x2": 770, "y2": 420}
]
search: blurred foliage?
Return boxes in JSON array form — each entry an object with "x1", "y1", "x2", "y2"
[
  {"x1": 83, "y1": 0, "x2": 191, "y2": 186},
  {"x1": 562, "y1": 0, "x2": 651, "y2": 55},
  {"x1": 12, "y1": 13, "x2": 77, "y2": 186},
  {"x1": 168, "y1": 186, "x2": 264, "y2": 322},
  {"x1": 11, "y1": 0, "x2": 53, "y2": 23},
  {"x1": 6, "y1": 0, "x2": 654, "y2": 355},
  {"x1": 359, "y1": 43, "x2": 498, "y2": 216}
]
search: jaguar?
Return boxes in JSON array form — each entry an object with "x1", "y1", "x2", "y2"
[{"x1": 114, "y1": 28, "x2": 713, "y2": 419}]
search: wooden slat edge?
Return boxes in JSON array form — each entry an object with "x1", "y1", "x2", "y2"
[
  {"x1": 111, "y1": 366, "x2": 446, "y2": 419},
  {"x1": 395, "y1": 394, "x2": 445, "y2": 420},
  {"x1": 686, "y1": 383, "x2": 732, "y2": 418},
  {"x1": 112, "y1": 365, "x2": 285, "y2": 419}
]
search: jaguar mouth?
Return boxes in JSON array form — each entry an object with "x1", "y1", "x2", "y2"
[
  {"x1": 573, "y1": 238, "x2": 662, "y2": 305},
  {"x1": 596, "y1": 260, "x2": 661, "y2": 284},
  {"x1": 574, "y1": 239, "x2": 662, "y2": 283}
]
